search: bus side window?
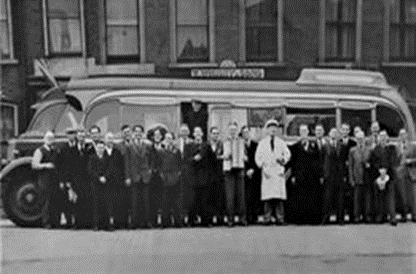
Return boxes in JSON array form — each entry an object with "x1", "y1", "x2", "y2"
[
  {"x1": 376, "y1": 105, "x2": 404, "y2": 137},
  {"x1": 285, "y1": 107, "x2": 336, "y2": 136},
  {"x1": 85, "y1": 100, "x2": 120, "y2": 134},
  {"x1": 341, "y1": 108, "x2": 372, "y2": 136}
]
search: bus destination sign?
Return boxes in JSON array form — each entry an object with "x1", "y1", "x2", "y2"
[{"x1": 191, "y1": 60, "x2": 265, "y2": 79}]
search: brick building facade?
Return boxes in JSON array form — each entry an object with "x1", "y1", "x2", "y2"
[{"x1": 2, "y1": 0, "x2": 416, "y2": 135}]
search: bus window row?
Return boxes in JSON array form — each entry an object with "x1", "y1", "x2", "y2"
[{"x1": 24, "y1": 99, "x2": 405, "y2": 139}]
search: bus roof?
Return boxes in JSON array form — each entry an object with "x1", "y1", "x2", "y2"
[{"x1": 66, "y1": 68, "x2": 392, "y2": 93}]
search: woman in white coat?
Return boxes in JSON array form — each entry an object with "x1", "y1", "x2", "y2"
[{"x1": 255, "y1": 119, "x2": 291, "y2": 225}]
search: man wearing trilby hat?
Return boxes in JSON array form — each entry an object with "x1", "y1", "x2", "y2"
[{"x1": 255, "y1": 119, "x2": 291, "y2": 225}]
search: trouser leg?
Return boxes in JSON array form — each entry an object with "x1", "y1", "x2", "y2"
[
  {"x1": 224, "y1": 172, "x2": 236, "y2": 221},
  {"x1": 410, "y1": 183, "x2": 416, "y2": 220},
  {"x1": 236, "y1": 170, "x2": 246, "y2": 221},
  {"x1": 336, "y1": 185, "x2": 346, "y2": 223},
  {"x1": 142, "y1": 184, "x2": 151, "y2": 226},
  {"x1": 171, "y1": 185, "x2": 182, "y2": 225},
  {"x1": 275, "y1": 200, "x2": 285, "y2": 223},
  {"x1": 161, "y1": 186, "x2": 170, "y2": 226},
  {"x1": 387, "y1": 181, "x2": 396, "y2": 222},
  {"x1": 264, "y1": 200, "x2": 273, "y2": 222},
  {"x1": 396, "y1": 174, "x2": 408, "y2": 215}
]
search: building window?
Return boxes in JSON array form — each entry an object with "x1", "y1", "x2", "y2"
[
  {"x1": 389, "y1": 0, "x2": 416, "y2": 62},
  {"x1": 320, "y1": 0, "x2": 362, "y2": 63},
  {"x1": 106, "y1": 0, "x2": 141, "y2": 63},
  {"x1": 246, "y1": 0, "x2": 278, "y2": 62},
  {"x1": 170, "y1": 0, "x2": 215, "y2": 65},
  {"x1": 43, "y1": 0, "x2": 85, "y2": 56},
  {"x1": 239, "y1": 0, "x2": 283, "y2": 64},
  {"x1": 0, "y1": 0, "x2": 14, "y2": 62}
]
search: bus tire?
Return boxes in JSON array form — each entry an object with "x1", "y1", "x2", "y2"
[{"x1": 2, "y1": 167, "x2": 46, "y2": 227}]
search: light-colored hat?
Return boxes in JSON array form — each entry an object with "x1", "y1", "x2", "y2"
[{"x1": 265, "y1": 119, "x2": 282, "y2": 128}]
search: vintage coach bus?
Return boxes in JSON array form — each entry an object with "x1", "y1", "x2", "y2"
[{"x1": 1, "y1": 68, "x2": 415, "y2": 227}]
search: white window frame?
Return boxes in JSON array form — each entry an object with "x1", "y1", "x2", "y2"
[
  {"x1": 169, "y1": 0, "x2": 216, "y2": 68},
  {"x1": 0, "y1": 0, "x2": 17, "y2": 64},
  {"x1": 239, "y1": 0, "x2": 284, "y2": 66},
  {"x1": 42, "y1": 0, "x2": 87, "y2": 57},
  {"x1": 318, "y1": 0, "x2": 363, "y2": 66},
  {"x1": 104, "y1": 0, "x2": 146, "y2": 64},
  {"x1": 383, "y1": 0, "x2": 416, "y2": 66}
]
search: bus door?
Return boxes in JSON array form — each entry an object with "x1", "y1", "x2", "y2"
[{"x1": 339, "y1": 101, "x2": 375, "y2": 136}]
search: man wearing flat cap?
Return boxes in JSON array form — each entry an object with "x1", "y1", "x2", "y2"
[{"x1": 255, "y1": 119, "x2": 291, "y2": 225}]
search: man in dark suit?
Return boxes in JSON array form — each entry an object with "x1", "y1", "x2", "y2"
[
  {"x1": 289, "y1": 124, "x2": 322, "y2": 225},
  {"x1": 369, "y1": 130, "x2": 398, "y2": 226},
  {"x1": 130, "y1": 125, "x2": 153, "y2": 228},
  {"x1": 57, "y1": 128, "x2": 78, "y2": 228},
  {"x1": 189, "y1": 126, "x2": 215, "y2": 226},
  {"x1": 160, "y1": 132, "x2": 182, "y2": 228},
  {"x1": 241, "y1": 126, "x2": 260, "y2": 225},
  {"x1": 314, "y1": 124, "x2": 327, "y2": 222},
  {"x1": 87, "y1": 140, "x2": 112, "y2": 231},
  {"x1": 339, "y1": 123, "x2": 357, "y2": 222},
  {"x1": 116, "y1": 125, "x2": 133, "y2": 229},
  {"x1": 322, "y1": 128, "x2": 345, "y2": 225},
  {"x1": 209, "y1": 126, "x2": 226, "y2": 225},
  {"x1": 104, "y1": 132, "x2": 125, "y2": 230},
  {"x1": 72, "y1": 129, "x2": 94, "y2": 229}
]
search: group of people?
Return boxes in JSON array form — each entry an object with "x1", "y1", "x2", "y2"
[{"x1": 32, "y1": 116, "x2": 416, "y2": 231}]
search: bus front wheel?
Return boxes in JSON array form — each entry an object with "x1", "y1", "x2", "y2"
[{"x1": 3, "y1": 171, "x2": 47, "y2": 227}]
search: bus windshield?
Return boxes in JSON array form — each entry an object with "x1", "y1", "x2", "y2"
[{"x1": 23, "y1": 104, "x2": 82, "y2": 136}]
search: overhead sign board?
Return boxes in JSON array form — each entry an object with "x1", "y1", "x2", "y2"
[{"x1": 191, "y1": 60, "x2": 265, "y2": 79}]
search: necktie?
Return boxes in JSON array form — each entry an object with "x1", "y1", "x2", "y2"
[{"x1": 270, "y1": 136, "x2": 275, "y2": 152}]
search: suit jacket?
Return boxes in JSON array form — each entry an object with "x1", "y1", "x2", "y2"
[
  {"x1": 369, "y1": 144, "x2": 397, "y2": 179},
  {"x1": 130, "y1": 139, "x2": 152, "y2": 184},
  {"x1": 245, "y1": 140, "x2": 258, "y2": 172},
  {"x1": 57, "y1": 142, "x2": 78, "y2": 183},
  {"x1": 160, "y1": 146, "x2": 182, "y2": 186},
  {"x1": 339, "y1": 137, "x2": 357, "y2": 178},
  {"x1": 348, "y1": 144, "x2": 372, "y2": 186},
  {"x1": 87, "y1": 153, "x2": 109, "y2": 188},
  {"x1": 72, "y1": 142, "x2": 92, "y2": 192},
  {"x1": 323, "y1": 140, "x2": 344, "y2": 185},
  {"x1": 116, "y1": 141, "x2": 133, "y2": 181},
  {"x1": 188, "y1": 141, "x2": 214, "y2": 187},
  {"x1": 315, "y1": 137, "x2": 328, "y2": 178},
  {"x1": 105, "y1": 147, "x2": 125, "y2": 187},
  {"x1": 290, "y1": 139, "x2": 321, "y2": 183}
]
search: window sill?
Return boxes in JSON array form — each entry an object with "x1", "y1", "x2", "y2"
[
  {"x1": 238, "y1": 62, "x2": 286, "y2": 67},
  {"x1": 382, "y1": 62, "x2": 416, "y2": 67},
  {"x1": 169, "y1": 63, "x2": 218, "y2": 68},
  {"x1": 0, "y1": 59, "x2": 19, "y2": 65}
]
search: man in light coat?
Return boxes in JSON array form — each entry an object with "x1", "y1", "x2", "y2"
[{"x1": 255, "y1": 119, "x2": 291, "y2": 225}]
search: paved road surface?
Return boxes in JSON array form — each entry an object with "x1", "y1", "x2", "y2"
[{"x1": 1, "y1": 220, "x2": 416, "y2": 274}]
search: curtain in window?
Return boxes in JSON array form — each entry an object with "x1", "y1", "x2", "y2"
[
  {"x1": 0, "y1": 0, "x2": 9, "y2": 59},
  {"x1": 390, "y1": 0, "x2": 416, "y2": 60},
  {"x1": 106, "y1": 0, "x2": 138, "y2": 57},
  {"x1": 47, "y1": 0, "x2": 82, "y2": 54},
  {"x1": 325, "y1": 0, "x2": 356, "y2": 60},
  {"x1": 176, "y1": 0, "x2": 209, "y2": 62},
  {"x1": 245, "y1": 0, "x2": 277, "y2": 62}
]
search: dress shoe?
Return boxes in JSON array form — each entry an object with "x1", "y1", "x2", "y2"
[
  {"x1": 93, "y1": 226, "x2": 99, "y2": 231},
  {"x1": 390, "y1": 221, "x2": 397, "y2": 226}
]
